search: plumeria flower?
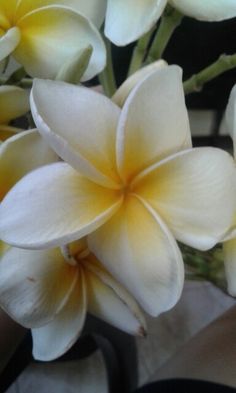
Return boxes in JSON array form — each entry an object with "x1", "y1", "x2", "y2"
[
  {"x1": 221, "y1": 85, "x2": 236, "y2": 296},
  {"x1": 0, "y1": 238, "x2": 146, "y2": 361},
  {"x1": 0, "y1": 66, "x2": 235, "y2": 316},
  {"x1": 0, "y1": 0, "x2": 106, "y2": 80},
  {"x1": 105, "y1": 0, "x2": 236, "y2": 45},
  {"x1": 0, "y1": 128, "x2": 57, "y2": 251},
  {"x1": 0, "y1": 85, "x2": 29, "y2": 141}
]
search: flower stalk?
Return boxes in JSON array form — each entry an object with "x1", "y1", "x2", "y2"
[
  {"x1": 128, "y1": 29, "x2": 154, "y2": 76},
  {"x1": 145, "y1": 5, "x2": 183, "y2": 64},
  {"x1": 184, "y1": 53, "x2": 236, "y2": 95},
  {"x1": 98, "y1": 39, "x2": 116, "y2": 97}
]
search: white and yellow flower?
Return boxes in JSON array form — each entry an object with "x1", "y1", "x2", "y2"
[
  {"x1": 0, "y1": 66, "x2": 235, "y2": 316},
  {"x1": 220, "y1": 85, "x2": 236, "y2": 296},
  {"x1": 0, "y1": 238, "x2": 146, "y2": 361},
  {"x1": 0, "y1": 85, "x2": 29, "y2": 141},
  {"x1": 0, "y1": 0, "x2": 106, "y2": 80},
  {"x1": 105, "y1": 0, "x2": 236, "y2": 45}
]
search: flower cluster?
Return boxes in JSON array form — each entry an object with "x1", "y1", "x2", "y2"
[{"x1": 0, "y1": 0, "x2": 236, "y2": 361}]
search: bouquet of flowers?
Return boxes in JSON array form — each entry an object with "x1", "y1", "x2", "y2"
[{"x1": 0, "y1": 0, "x2": 236, "y2": 364}]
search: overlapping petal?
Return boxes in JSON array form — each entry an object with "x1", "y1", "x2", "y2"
[
  {"x1": 105, "y1": 0, "x2": 167, "y2": 46},
  {"x1": 169, "y1": 0, "x2": 236, "y2": 21},
  {"x1": 0, "y1": 27, "x2": 21, "y2": 62},
  {"x1": 16, "y1": 0, "x2": 106, "y2": 27},
  {"x1": 0, "y1": 247, "x2": 78, "y2": 327},
  {"x1": 32, "y1": 269, "x2": 86, "y2": 361},
  {"x1": 223, "y1": 239, "x2": 236, "y2": 296},
  {"x1": 133, "y1": 148, "x2": 235, "y2": 250},
  {"x1": 0, "y1": 1, "x2": 18, "y2": 29},
  {"x1": 31, "y1": 79, "x2": 121, "y2": 188},
  {"x1": 112, "y1": 60, "x2": 167, "y2": 108},
  {"x1": 116, "y1": 65, "x2": 191, "y2": 182},
  {"x1": 0, "y1": 85, "x2": 29, "y2": 124},
  {"x1": 89, "y1": 195, "x2": 184, "y2": 316},
  {"x1": 85, "y1": 255, "x2": 146, "y2": 335},
  {"x1": 14, "y1": 5, "x2": 106, "y2": 80},
  {"x1": 0, "y1": 162, "x2": 123, "y2": 248},
  {"x1": 0, "y1": 129, "x2": 57, "y2": 201}
]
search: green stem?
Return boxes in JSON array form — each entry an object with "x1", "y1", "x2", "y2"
[
  {"x1": 184, "y1": 53, "x2": 236, "y2": 95},
  {"x1": 128, "y1": 29, "x2": 154, "y2": 76},
  {"x1": 98, "y1": 39, "x2": 116, "y2": 97},
  {"x1": 146, "y1": 5, "x2": 183, "y2": 64}
]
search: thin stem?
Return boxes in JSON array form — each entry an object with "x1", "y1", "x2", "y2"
[
  {"x1": 146, "y1": 5, "x2": 183, "y2": 64},
  {"x1": 184, "y1": 53, "x2": 236, "y2": 95},
  {"x1": 127, "y1": 29, "x2": 154, "y2": 77},
  {"x1": 98, "y1": 39, "x2": 116, "y2": 97}
]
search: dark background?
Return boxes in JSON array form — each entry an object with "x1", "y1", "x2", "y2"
[{"x1": 112, "y1": 17, "x2": 236, "y2": 111}]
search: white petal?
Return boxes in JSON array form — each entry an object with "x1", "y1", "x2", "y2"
[
  {"x1": 14, "y1": 6, "x2": 106, "y2": 80},
  {"x1": 112, "y1": 60, "x2": 167, "y2": 108},
  {"x1": 223, "y1": 239, "x2": 236, "y2": 296},
  {"x1": 225, "y1": 84, "x2": 236, "y2": 158},
  {"x1": 117, "y1": 65, "x2": 191, "y2": 182},
  {"x1": 0, "y1": 85, "x2": 29, "y2": 124},
  {"x1": 0, "y1": 129, "x2": 57, "y2": 201},
  {"x1": 0, "y1": 162, "x2": 123, "y2": 249},
  {"x1": 85, "y1": 255, "x2": 146, "y2": 335},
  {"x1": 0, "y1": 27, "x2": 21, "y2": 62},
  {"x1": 133, "y1": 147, "x2": 235, "y2": 250},
  {"x1": 16, "y1": 0, "x2": 106, "y2": 28},
  {"x1": 32, "y1": 269, "x2": 86, "y2": 361},
  {"x1": 105, "y1": 0, "x2": 167, "y2": 45},
  {"x1": 169, "y1": 0, "x2": 236, "y2": 21},
  {"x1": 31, "y1": 79, "x2": 121, "y2": 188},
  {"x1": 89, "y1": 194, "x2": 184, "y2": 316},
  {"x1": 0, "y1": 247, "x2": 78, "y2": 327}
]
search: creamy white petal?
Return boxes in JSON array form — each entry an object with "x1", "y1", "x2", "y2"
[
  {"x1": 16, "y1": 0, "x2": 106, "y2": 27},
  {"x1": 169, "y1": 0, "x2": 236, "y2": 21},
  {"x1": 0, "y1": 247, "x2": 78, "y2": 327},
  {"x1": 0, "y1": 85, "x2": 29, "y2": 124},
  {"x1": 134, "y1": 148, "x2": 235, "y2": 250},
  {"x1": 0, "y1": 27, "x2": 21, "y2": 62},
  {"x1": 14, "y1": 6, "x2": 106, "y2": 80},
  {"x1": 31, "y1": 79, "x2": 121, "y2": 188},
  {"x1": 0, "y1": 129, "x2": 57, "y2": 201},
  {"x1": 0, "y1": 162, "x2": 123, "y2": 249},
  {"x1": 226, "y1": 84, "x2": 236, "y2": 158},
  {"x1": 112, "y1": 60, "x2": 167, "y2": 107},
  {"x1": 85, "y1": 255, "x2": 146, "y2": 335},
  {"x1": 89, "y1": 194, "x2": 184, "y2": 316},
  {"x1": 105, "y1": 0, "x2": 167, "y2": 45},
  {"x1": 116, "y1": 65, "x2": 191, "y2": 182},
  {"x1": 32, "y1": 268, "x2": 86, "y2": 361}
]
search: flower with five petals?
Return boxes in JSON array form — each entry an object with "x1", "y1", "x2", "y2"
[
  {"x1": 0, "y1": 238, "x2": 145, "y2": 361},
  {"x1": 0, "y1": 65, "x2": 235, "y2": 316},
  {"x1": 0, "y1": 0, "x2": 106, "y2": 80}
]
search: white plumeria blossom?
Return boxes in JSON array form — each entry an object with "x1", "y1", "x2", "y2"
[
  {"x1": 0, "y1": 128, "x2": 57, "y2": 256},
  {"x1": 0, "y1": 66, "x2": 235, "y2": 317},
  {"x1": 0, "y1": 0, "x2": 106, "y2": 80},
  {"x1": 221, "y1": 85, "x2": 236, "y2": 296},
  {"x1": 0, "y1": 85, "x2": 29, "y2": 141},
  {"x1": 0, "y1": 238, "x2": 146, "y2": 361},
  {"x1": 105, "y1": 0, "x2": 236, "y2": 46}
]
